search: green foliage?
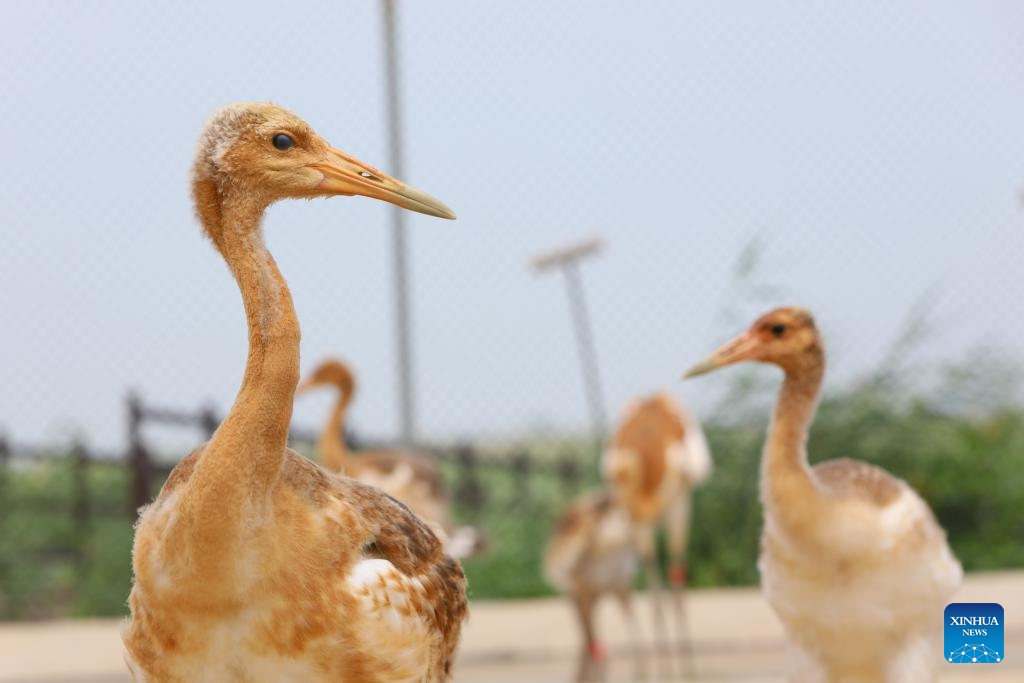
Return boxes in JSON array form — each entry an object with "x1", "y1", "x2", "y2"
[
  {"x1": 452, "y1": 442, "x2": 604, "y2": 600},
  {"x1": 687, "y1": 421, "x2": 765, "y2": 587},
  {"x1": 0, "y1": 458, "x2": 135, "y2": 619}
]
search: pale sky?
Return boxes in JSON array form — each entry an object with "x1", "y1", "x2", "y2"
[{"x1": 2, "y1": 1, "x2": 1023, "y2": 453}]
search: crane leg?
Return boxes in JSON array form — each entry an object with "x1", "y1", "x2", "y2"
[
  {"x1": 638, "y1": 525, "x2": 673, "y2": 680},
  {"x1": 571, "y1": 589, "x2": 606, "y2": 683},
  {"x1": 614, "y1": 583, "x2": 648, "y2": 681},
  {"x1": 666, "y1": 494, "x2": 696, "y2": 679}
]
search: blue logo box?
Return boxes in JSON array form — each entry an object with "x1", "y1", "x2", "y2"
[{"x1": 945, "y1": 603, "x2": 1003, "y2": 664}]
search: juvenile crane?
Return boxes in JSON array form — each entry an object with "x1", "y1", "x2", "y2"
[
  {"x1": 601, "y1": 393, "x2": 711, "y2": 671},
  {"x1": 123, "y1": 103, "x2": 467, "y2": 683},
  {"x1": 298, "y1": 357, "x2": 483, "y2": 559},
  {"x1": 544, "y1": 490, "x2": 643, "y2": 683},
  {"x1": 684, "y1": 307, "x2": 961, "y2": 682}
]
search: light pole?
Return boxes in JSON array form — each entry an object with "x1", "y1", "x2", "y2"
[
  {"x1": 531, "y1": 235, "x2": 608, "y2": 440},
  {"x1": 381, "y1": 0, "x2": 415, "y2": 444}
]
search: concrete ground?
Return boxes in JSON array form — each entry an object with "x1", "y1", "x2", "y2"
[{"x1": 1, "y1": 571, "x2": 1021, "y2": 682}]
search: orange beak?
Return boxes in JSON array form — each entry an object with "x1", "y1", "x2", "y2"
[
  {"x1": 682, "y1": 330, "x2": 761, "y2": 379},
  {"x1": 309, "y1": 147, "x2": 456, "y2": 220}
]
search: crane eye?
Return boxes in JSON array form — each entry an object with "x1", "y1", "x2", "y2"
[
  {"x1": 272, "y1": 133, "x2": 295, "y2": 151},
  {"x1": 771, "y1": 323, "x2": 787, "y2": 337}
]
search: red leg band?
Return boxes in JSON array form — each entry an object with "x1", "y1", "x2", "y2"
[{"x1": 670, "y1": 565, "x2": 687, "y2": 586}]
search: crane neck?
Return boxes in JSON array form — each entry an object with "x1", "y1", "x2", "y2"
[
  {"x1": 318, "y1": 388, "x2": 351, "y2": 473},
  {"x1": 761, "y1": 351, "x2": 826, "y2": 522},
  {"x1": 195, "y1": 181, "x2": 300, "y2": 495}
]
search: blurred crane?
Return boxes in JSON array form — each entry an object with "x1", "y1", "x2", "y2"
[
  {"x1": 684, "y1": 307, "x2": 962, "y2": 682},
  {"x1": 544, "y1": 490, "x2": 644, "y2": 683},
  {"x1": 603, "y1": 393, "x2": 712, "y2": 679}
]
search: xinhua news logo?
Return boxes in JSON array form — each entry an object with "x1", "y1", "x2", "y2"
[{"x1": 945, "y1": 603, "x2": 1003, "y2": 664}]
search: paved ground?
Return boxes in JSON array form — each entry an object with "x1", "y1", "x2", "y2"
[{"x1": 2, "y1": 571, "x2": 1021, "y2": 682}]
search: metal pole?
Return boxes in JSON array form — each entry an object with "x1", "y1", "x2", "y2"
[
  {"x1": 381, "y1": 0, "x2": 415, "y2": 444},
  {"x1": 562, "y1": 262, "x2": 608, "y2": 439},
  {"x1": 531, "y1": 236, "x2": 608, "y2": 442}
]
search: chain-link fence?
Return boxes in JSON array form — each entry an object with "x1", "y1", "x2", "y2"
[{"x1": 2, "y1": 1, "x2": 1024, "y2": 620}]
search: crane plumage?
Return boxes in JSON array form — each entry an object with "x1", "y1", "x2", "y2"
[
  {"x1": 123, "y1": 103, "x2": 466, "y2": 683},
  {"x1": 684, "y1": 306, "x2": 961, "y2": 682}
]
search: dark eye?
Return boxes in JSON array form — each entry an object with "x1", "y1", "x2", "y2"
[
  {"x1": 771, "y1": 323, "x2": 787, "y2": 338},
  {"x1": 272, "y1": 133, "x2": 294, "y2": 151}
]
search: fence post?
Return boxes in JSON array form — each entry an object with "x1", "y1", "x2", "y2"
[
  {"x1": 199, "y1": 404, "x2": 219, "y2": 440},
  {"x1": 127, "y1": 392, "x2": 151, "y2": 516},
  {"x1": 556, "y1": 450, "x2": 580, "y2": 498},
  {"x1": 71, "y1": 440, "x2": 91, "y2": 565},
  {"x1": 346, "y1": 427, "x2": 360, "y2": 451},
  {"x1": 454, "y1": 445, "x2": 484, "y2": 513}
]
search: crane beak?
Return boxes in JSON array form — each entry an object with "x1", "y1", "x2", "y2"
[
  {"x1": 682, "y1": 331, "x2": 760, "y2": 379},
  {"x1": 310, "y1": 147, "x2": 456, "y2": 220}
]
